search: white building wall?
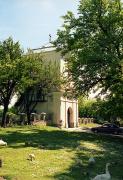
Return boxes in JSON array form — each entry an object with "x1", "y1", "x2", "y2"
[
  {"x1": 32, "y1": 45, "x2": 78, "y2": 128},
  {"x1": 35, "y1": 92, "x2": 78, "y2": 128},
  {"x1": 35, "y1": 92, "x2": 61, "y2": 125}
]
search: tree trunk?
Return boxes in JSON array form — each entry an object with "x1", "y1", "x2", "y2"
[
  {"x1": 26, "y1": 108, "x2": 31, "y2": 125},
  {"x1": 1, "y1": 104, "x2": 9, "y2": 127}
]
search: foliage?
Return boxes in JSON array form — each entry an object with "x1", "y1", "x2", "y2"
[
  {"x1": 0, "y1": 107, "x2": 19, "y2": 126},
  {"x1": 5, "y1": 107, "x2": 20, "y2": 126},
  {"x1": 0, "y1": 37, "x2": 43, "y2": 127},
  {"x1": 36, "y1": 58, "x2": 61, "y2": 93},
  {"x1": 79, "y1": 96, "x2": 123, "y2": 124},
  {"x1": 92, "y1": 99, "x2": 123, "y2": 124},
  {"x1": 8, "y1": 106, "x2": 17, "y2": 115},
  {"x1": 78, "y1": 96, "x2": 96, "y2": 118},
  {"x1": 54, "y1": 0, "x2": 123, "y2": 119}
]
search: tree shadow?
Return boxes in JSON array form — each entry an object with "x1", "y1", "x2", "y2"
[
  {"x1": 0, "y1": 126, "x2": 123, "y2": 179},
  {"x1": 0, "y1": 127, "x2": 101, "y2": 149},
  {"x1": 53, "y1": 132, "x2": 123, "y2": 180}
]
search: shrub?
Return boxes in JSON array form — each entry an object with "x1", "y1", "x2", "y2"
[{"x1": 78, "y1": 96, "x2": 96, "y2": 118}]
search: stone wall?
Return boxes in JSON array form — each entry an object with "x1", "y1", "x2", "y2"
[{"x1": 79, "y1": 117, "x2": 94, "y2": 124}]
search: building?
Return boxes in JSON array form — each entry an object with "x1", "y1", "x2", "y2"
[{"x1": 16, "y1": 42, "x2": 79, "y2": 128}]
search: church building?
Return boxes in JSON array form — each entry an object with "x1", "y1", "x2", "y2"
[
  {"x1": 32, "y1": 42, "x2": 78, "y2": 128},
  {"x1": 16, "y1": 41, "x2": 78, "y2": 128}
]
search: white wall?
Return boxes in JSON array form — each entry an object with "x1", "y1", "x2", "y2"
[{"x1": 60, "y1": 97, "x2": 78, "y2": 128}]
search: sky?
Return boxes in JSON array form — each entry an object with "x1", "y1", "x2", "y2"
[{"x1": 0, "y1": 0, "x2": 79, "y2": 50}]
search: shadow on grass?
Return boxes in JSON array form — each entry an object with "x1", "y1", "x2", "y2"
[
  {"x1": 0, "y1": 126, "x2": 123, "y2": 179},
  {"x1": 0, "y1": 127, "x2": 101, "y2": 149},
  {"x1": 53, "y1": 131, "x2": 123, "y2": 180}
]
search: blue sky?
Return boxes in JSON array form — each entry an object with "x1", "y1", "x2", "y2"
[{"x1": 0, "y1": 0, "x2": 79, "y2": 50}]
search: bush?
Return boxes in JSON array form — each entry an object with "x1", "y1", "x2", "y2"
[
  {"x1": 78, "y1": 96, "x2": 96, "y2": 118},
  {"x1": 79, "y1": 96, "x2": 123, "y2": 125}
]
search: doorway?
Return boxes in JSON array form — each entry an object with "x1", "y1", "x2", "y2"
[{"x1": 67, "y1": 107, "x2": 74, "y2": 128}]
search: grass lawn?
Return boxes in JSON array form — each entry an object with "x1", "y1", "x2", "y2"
[
  {"x1": 0, "y1": 125, "x2": 123, "y2": 180},
  {"x1": 80, "y1": 123, "x2": 100, "y2": 129}
]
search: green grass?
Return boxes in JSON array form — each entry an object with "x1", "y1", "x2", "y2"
[
  {"x1": 0, "y1": 125, "x2": 123, "y2": 180},
  {"x1": 80, "y1": 123, "x2": 100, "y2": 128}
]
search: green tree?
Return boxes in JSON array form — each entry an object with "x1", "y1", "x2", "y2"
[
  {"x1": 55, "y1": 0, "x2": 123, "y2": 119},
  {"x1": 0, "y1": 37, "x2": 42, "y2": 127},
  {"x1": 78, "y1": 96, "x2": 96, "y2": 118}
]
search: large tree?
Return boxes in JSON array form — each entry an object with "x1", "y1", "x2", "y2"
[
  {"x1": 0, "y1": 38, "x2": 42, "y2": 127},
  {"x1": 55, "y1": 0, "x2": 123, "y2": 119}
]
